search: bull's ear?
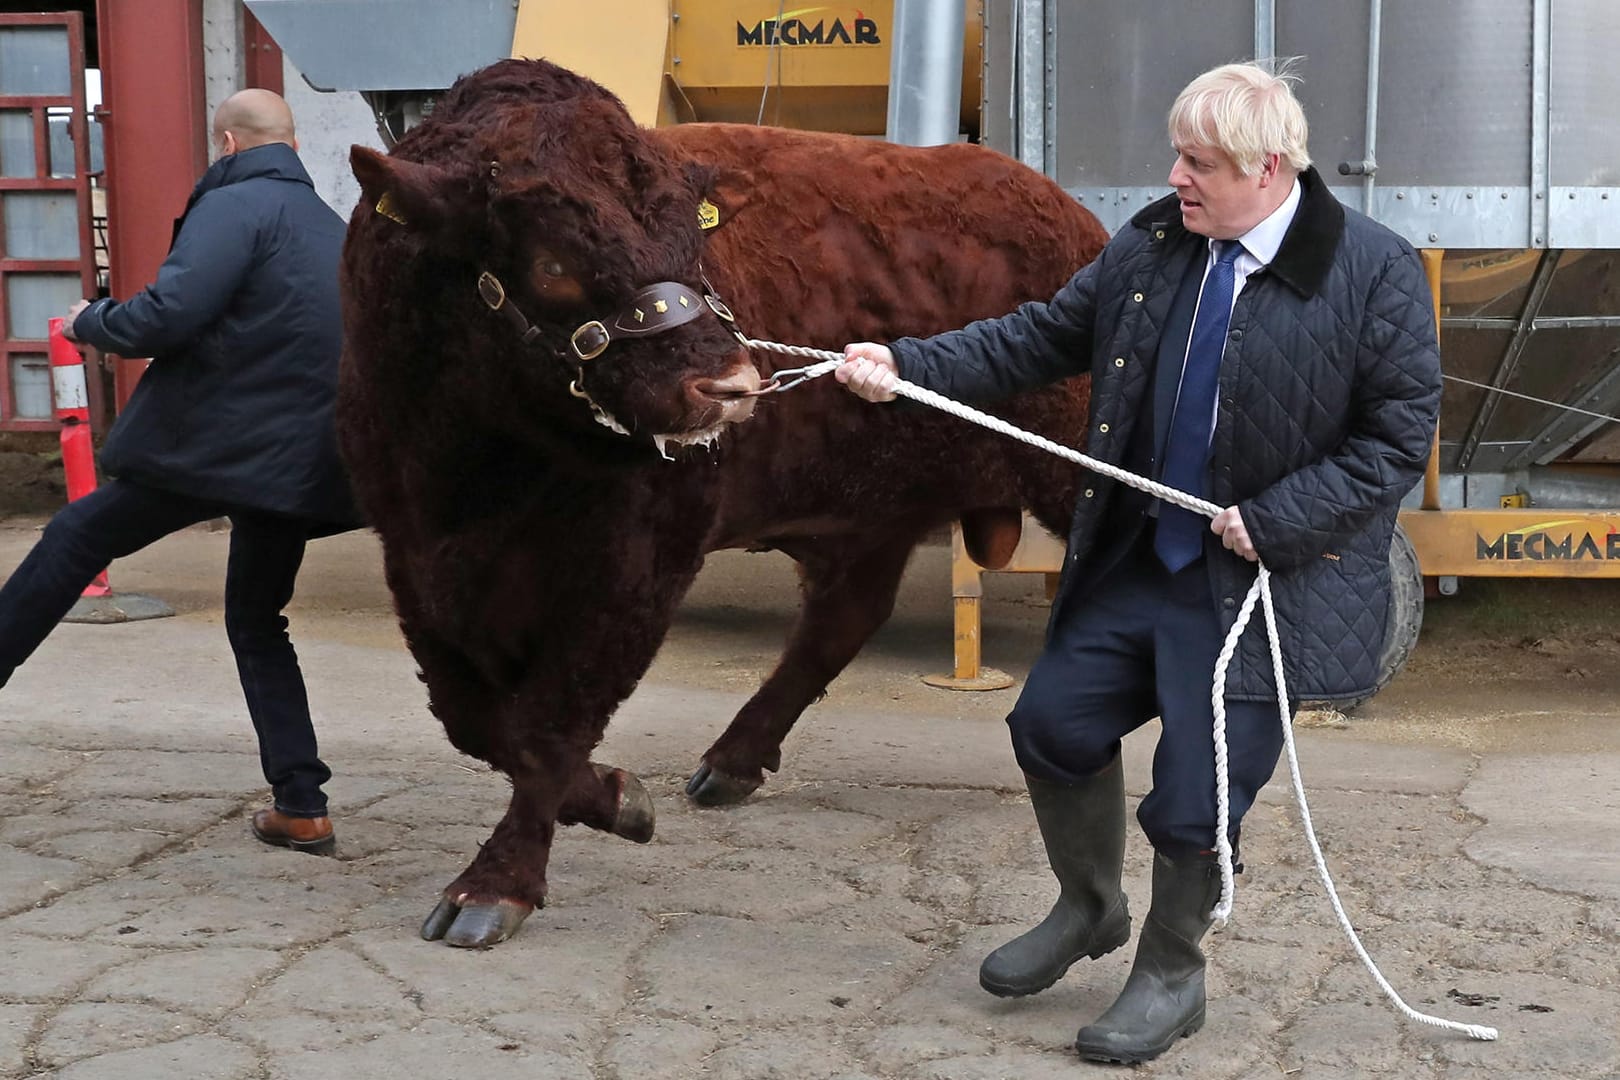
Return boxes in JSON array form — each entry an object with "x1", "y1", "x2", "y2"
[
  {"x1": 692, "y1": 162, "x2": 754, "y2": 234},
  {"x1": 350, "y1": 145, "x2": 458, "y2": 233}
]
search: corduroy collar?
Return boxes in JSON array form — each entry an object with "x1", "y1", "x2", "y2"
[{"x1": 1129, "y1": 166, "x2": 1345, "y2": 298}]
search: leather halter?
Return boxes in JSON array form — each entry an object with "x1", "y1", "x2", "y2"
[
  {"x1": 475, "y1": 267, "x2": 748, "y2": 435},
  {"x1": 476, "y1": 270, "x2": 745, "y2": 362}
]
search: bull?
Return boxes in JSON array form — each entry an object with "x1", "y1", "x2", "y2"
[{"x1": 341, "y1": 58, "x2": 1103, "y2": 947}]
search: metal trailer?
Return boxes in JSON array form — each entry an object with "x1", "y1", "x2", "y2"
[{"x1": 933, "y1": 0, "x2": 1620, "y2": 697}]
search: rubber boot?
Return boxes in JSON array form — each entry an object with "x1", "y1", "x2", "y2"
[
  {"x1": 1073, "y1": 849, "x2": 1221, "y2": 1064},
  {"x1": 978, "y1": 754, "x2": 1130, "y2": 997}
]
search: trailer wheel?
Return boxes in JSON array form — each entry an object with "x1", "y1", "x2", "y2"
[{"x1": 1339, "y1": 523, "x2": 1424, "y2": 712}]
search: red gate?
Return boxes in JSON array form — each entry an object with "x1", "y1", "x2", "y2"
[{"x1": 0, "y1": 12, "x2": 97, "y2": 433}]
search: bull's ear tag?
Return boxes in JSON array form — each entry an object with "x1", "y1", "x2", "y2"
[
  {"x1": 375, "y1": 191, "x2": 407, "y2": 225},
  {"x1": 697, "y1": 198, "x2": 720, "y2": 230}
]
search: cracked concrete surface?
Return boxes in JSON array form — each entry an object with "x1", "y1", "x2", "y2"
[{"x1": 2, "y1": 522, "x2": 1617, "y2": 1078}]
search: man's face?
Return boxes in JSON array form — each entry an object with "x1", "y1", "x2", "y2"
[{"x1": 1168, "y1": 143, "x2": 1275, "y2": 239}]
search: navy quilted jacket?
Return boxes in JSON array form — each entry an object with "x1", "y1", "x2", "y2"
[
  {"x1": 891, "y1": 168, "x2": 1441, "y2": 700},
  {"x1": 73, "y1": 143, "x2": 357, "y2": 529}
]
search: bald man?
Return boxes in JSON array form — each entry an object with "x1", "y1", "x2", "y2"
[{"x1": 0, "y1": 89, "x2": 358, "y2": 856}]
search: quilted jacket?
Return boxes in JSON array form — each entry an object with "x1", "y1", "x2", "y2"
[
  {"x1": 890, "y1": 167, "x2": 1441, "y2": 700},
  {"x1": 74, "y1": 143, "x2": 357, "y2": 530}
]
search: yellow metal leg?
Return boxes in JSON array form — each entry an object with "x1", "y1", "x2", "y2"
[{"x1": 923, "y1": 525, "x2": 1015, "y2": 691}]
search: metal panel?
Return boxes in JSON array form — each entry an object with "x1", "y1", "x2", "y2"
[
  {"x1": 9, "y1": 352, "x2": 49, "y2": 418},
  {"x1": 1049, "y1": 0, "x2": 1251, "y2": 191},
  {"x1": 244, "y1": 0, "x2": 518, "y2": 92},
  {"x1": 5, "y1": 272, "x2": 81, "y2": 340},
  {"x1": 2, "y1": 190, "x2": 79, "y2": 259},
  {"x1": 0, "y1": 109, "x2": 30, "y2": 177},
  {"x1": 1276, "y1": 3, "x2": 1370, "y2": 197},
  {"x1": 1070, "y1": 185, "x2": 1535, "y2": 248},
  {"x1": 1373, "y1": 1, "x2": 1531, "y2": 188},
  {"x1": 1014, "y1": 0, "x2": 1620, "y2": 250},
  {"x1": 1549, "y1": 0, "x2": 1619, "y2": 187},
  {"x1": 0, "y1": 25, "x2": 71, "y2": 96}
]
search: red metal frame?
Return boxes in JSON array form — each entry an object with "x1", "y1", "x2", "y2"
[
  {"x1": 0, "y1": 12, "x2": 98, "y2": 433},
  {"x1": 242, "y1": 7, "x2": 284, "y2": 95},
  {"x1": 95, "y1": 0, "x2": 207, "y2": 414}
]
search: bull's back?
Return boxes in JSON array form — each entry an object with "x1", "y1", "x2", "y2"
[{"x1": 656, "y1": 124, "x2": 1104, "y2": 347}]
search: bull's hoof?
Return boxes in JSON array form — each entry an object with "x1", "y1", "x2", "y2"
[
  {"x1": 420, "y1": 896, "x2": 534, "y2": 948},
  {"x1": 611, "y1": 770, "x2": 656, "y2": 843},
  {"x1": 684, "y1": 761, "x2": 763, "y2": 806}
]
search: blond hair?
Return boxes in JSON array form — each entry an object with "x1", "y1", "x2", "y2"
[{"x1": 1168, "y1": 61, "x2": 1311, "y2": 176}]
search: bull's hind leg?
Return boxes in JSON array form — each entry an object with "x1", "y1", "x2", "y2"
[{"x1": 686, "y1": 532, "x2": 918, "y2": 805}]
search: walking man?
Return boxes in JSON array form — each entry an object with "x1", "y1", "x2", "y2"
[{"x1": 0, "y1": 89, "x2": 356, "y2": 855}]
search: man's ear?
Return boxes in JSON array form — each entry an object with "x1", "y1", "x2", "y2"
[{"x1": 351, "y1": 145, "x2": 461, "y2": 234}]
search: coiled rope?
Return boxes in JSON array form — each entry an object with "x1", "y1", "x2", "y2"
[{"x1": 744, "y1": 338, "x2": 1498, "y2": 1043}]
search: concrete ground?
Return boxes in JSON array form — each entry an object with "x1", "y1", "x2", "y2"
[{"x1": 1, "y1": 519, "x2": 1617, "y2": 1079}]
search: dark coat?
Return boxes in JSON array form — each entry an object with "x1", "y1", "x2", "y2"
[
  {"x1": 73, "y1": 142, "x2": 357, "y2": 529},
  {"x1": 891, "y1": 168, "x2": 1442, "y2": 700}
]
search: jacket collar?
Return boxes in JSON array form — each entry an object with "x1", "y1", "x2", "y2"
[
  {"x1": 1129, "y1": 166, "x2": 1345, "y2": 298},
  {"x1": 188, "y1": 142, "x2": 313, "y2": 205}
]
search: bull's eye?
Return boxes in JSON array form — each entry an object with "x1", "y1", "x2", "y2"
[{"x1": 542, "y1": 260, "x2": 565, "y2": 278}]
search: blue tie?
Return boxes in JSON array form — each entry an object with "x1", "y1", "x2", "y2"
[{"x1": 1155, "y1": 240, "x2": 1243, "y2": 572}]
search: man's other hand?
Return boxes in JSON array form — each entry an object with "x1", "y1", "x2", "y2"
[{"x1": 1211, "y1": 506, "x2": 1258, "y2": 562}]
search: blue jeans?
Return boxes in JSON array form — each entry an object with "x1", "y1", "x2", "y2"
[
  {"x1": 0, "y1": 479, "x2": 331, "y2": 816},
  {"x1": 1007, "y1": 538, "x2": 1288, "y2": 856}
]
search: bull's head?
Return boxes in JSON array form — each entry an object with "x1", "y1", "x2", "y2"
[{"x1": 347, "y1": 60, "x2": 760, "y2": 459}]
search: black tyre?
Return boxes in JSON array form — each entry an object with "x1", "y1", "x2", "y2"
[{"x1": 1339, "y1": 522, "x2": 1424, "y2": 712}]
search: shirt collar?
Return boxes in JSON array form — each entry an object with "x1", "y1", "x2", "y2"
[{"x1": 1223, "y1": 176, "x2": 1301, "y2": 266}]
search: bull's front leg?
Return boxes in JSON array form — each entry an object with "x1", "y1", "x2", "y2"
[
  {"x1": 421, "y1": 756, "x2": 658, "y2": 948},
  {"x1": 420, "y1": 748, "x2": 574, "y2": 948},
  {"x1": 687, "y1": 533, "x2": 918, "y2": 805},
  {"x1": 414, "y1": 519, "x2": 707, "y2": 948}
]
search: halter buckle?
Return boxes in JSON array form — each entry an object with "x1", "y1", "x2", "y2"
[
  {"x1": 476, "y1": 271, "x2": 506, "y2": 310},
  {"x1": 570, "y1": 321, "x2": 610, "y2": 361}
]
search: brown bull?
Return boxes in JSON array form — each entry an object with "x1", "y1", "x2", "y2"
[{"x1": 341, "y1": 58, "x2": 1104, "y2": 947}]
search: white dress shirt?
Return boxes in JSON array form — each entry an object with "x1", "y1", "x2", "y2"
[{"x1": 1170, "y1": 177, "x2": 1304, "y2": 443}]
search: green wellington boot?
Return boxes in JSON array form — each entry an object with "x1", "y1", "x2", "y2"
[
  {"x1": 1074, "y1": 849, "x2": 1222, "y2": 1064},
  {"x1": 978, "y1": 754, "x2": 1130, "y2": 997}
]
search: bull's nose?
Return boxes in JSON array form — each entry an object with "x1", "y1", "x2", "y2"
[{"x1": 694, "y1": 361, "x2": 763, "y2": 400}]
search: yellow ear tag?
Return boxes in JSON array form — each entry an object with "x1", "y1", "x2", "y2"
[
  {"x1": 375, "y1": 191, "x2": 407, "y2": 225},
  {"x1": 697, "y1": 198, "x2": 720, "y2": 230}
]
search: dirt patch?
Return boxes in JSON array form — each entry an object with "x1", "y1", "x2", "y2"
[{"x1": 0, "y1": 449, "x2": 67, "y2": 519}]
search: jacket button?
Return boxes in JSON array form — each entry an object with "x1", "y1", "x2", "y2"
[
  {"x1": 1114, "y1": 357, "x2": 1125, "y2": 368},
  {"x1": 1223, "y1": 596, "x2": 1236, "y2": 609},
  {"x1": 1154, "y1": 229, "x2": 1166, "y2": 240},
  {"x1": 1098, "y1": 423, "x2": 1110, "y2": 434},
  {"x1": 1133, "y1": 292, "x2": 1145, "y2": 303},
  {"x1": 1228, "y1": 329, "x2": 1243, "y2": 342},
  {"x1": 1084, "y1": 488, "x2": 1095, "y2": 498}
]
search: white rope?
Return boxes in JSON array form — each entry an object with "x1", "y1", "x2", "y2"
[{"x1": 744, "y1": 338, "x2": 1498, "y2": 1043}]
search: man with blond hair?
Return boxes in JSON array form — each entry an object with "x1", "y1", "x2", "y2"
[
  {"x1": 837, "y1": 62, "x2": 1440, "y2": 1062},
  {"x1": 0, "y1": 89, "x2": 356, "y2": 855}
]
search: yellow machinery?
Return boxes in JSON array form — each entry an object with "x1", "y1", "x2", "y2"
[{"x1": 511, "y1": 0, "x2": 981, "y2": 134}]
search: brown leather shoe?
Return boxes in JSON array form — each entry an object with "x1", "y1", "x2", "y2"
[{"x1": 251, "y1": 809, "x2": 336, "y2": 856}]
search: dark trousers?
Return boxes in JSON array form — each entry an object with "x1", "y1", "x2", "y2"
[
  {"x1": 0, "y1": 479, "x2": 331, "y2": 816},
  {"x1": 1007, "y1": 538, "x2": 1288, "y2": 855}
]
